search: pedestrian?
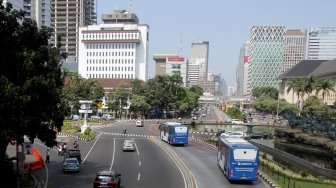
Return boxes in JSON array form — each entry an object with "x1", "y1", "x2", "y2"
[{"x1": 45, "y1": 148, "x2": 50, "y2": 163}]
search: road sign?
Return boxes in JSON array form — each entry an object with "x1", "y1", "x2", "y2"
[
  {"x1": 79, "y1": 109, "x2": 92, "y2": 113},
  {"x1": 97, "y1": 102, "x2": 104, "y2": 108}
]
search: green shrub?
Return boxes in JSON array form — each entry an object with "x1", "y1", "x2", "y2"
[
  {"x1": 84, "y1": 127, "x2": 92, "y2": 136},
  {"x1": 317, "y1": 176, "x2": 326, "y2": 182},
  {"x1": 190, "y1": 121, "x2": 196, "y2": 128},
  {"x1": 300, "y1": 170, "x2": 309, "y2": 178},
  {"x1": 262, "y1": 153, "x2": 267, "y2": 160}
]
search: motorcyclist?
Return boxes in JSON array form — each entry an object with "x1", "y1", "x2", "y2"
[
  {"x1": 123, "y1": 128, "x2": 127, "y2": 134},
  {"x1": 63, "y1": 143, "x2": 68, "y2": 152},
  {"x1": 73, "y1": 141, "x2": 79, "y2": 149}
]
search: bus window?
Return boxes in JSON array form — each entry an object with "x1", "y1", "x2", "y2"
[
  {"x1": 175, "y1": 127, "x2": 187, "y2": 135},
  {"x1": 233, "y1": 149, "x2": 257, "y2": 161}
]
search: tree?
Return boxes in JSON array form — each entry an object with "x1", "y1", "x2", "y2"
[
  {"x1": 303, "y1": 96, "x2": 331, "y2": 118},
  {"x1": 315, "y1": 79, "x2": 335, "y2": 101},
  {"x1": 252, "y1": 86, "x2": 278, "y2": 99},
  {"x1": 287, "y1": 78, "x2": 305, "y2": 109},
  {"x1": 304, "y1": 76, "x2": 316, "y2": 98},
  {"x1": 61, "y1": 75, "x2": 104, "y2": 116},
  {"x1": 0, "y1": 4, "x2": 65, "y2": 185}
]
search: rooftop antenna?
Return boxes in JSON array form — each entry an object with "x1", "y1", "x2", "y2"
[
  {"x1": 129, "y1": 0, "x2": 133, "y2": 13},
  {"x1": 114, "y1": 0, "x2": 118, "y2": 11},
  {"x1": 177, "y1": 32, "x2": 183, "y2": 56}
]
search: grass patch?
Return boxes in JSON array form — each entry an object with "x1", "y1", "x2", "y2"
[{"x1": 79, "y1": 127, "x2": 96, "y2": 140}]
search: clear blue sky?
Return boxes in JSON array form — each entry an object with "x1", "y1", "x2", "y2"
[{"x1": 97, "y1": 0, "x2": 336, "y2": 84}]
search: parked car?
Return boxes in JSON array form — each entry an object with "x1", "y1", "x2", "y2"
[
  {"x1": 63, "y1": 158, "x2": 80, "y2": 173},
  {"x1": 122, "y1": 140, "x2": 135, "y2": 151},
  {"x1": 135, "y1": 120, "x2": 144, "y2": 127},
  {"x1": 93, "y1": 170, "x2": 121, "y2": 188}
]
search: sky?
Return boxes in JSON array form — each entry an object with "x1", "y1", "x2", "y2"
[{"x1": 97, "y1": 0, "x2": 336, "y2": 85}]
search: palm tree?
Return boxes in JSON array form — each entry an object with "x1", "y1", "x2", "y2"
[
  {"x1": 287, "y1": 77, "x2": 305, "y2": 106},
  {"x1": 315, "y1": 79, "x2": 335, "y2": 102},
  {"x1": 304, "y1": 76, "x2": 316, "y2": 98}
]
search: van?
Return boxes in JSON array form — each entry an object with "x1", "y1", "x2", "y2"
[
  {"x1": 136, "y1": 120, "x2": 144, "y2": 127},
  {"x1": 102, "y1": 114, "x2": 113, "y2": 120}
]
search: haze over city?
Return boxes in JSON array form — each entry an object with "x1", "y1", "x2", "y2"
[{"x1": 98, "y1": 0, "x2": 336, "y2": 84}]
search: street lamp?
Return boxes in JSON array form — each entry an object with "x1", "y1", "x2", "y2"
[{"x1": 276, "y1": 80, "x2": 281, "y2": 124}]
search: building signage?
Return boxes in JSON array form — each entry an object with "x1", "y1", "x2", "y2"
[{"x1": 167, "y1": 57, "x2": 185, "y2": 62}]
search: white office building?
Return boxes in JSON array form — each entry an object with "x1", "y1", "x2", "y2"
[
  {"x1": 305, "y1": 27, "x2": 336, "y2": 60},
  {"x1": 78, "y1": 10, "x2": 149, "y2": 81},
  {"x1": 188, "y1": 41, "x2": 209, "y2": 87},
  {"x1": 153, "y1": 54, "x2": 188, "y2": 86}
]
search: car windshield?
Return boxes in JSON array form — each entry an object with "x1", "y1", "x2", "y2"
[
  {"x1": 96, "y1": 176, "x2": 112, "y2": 183},
  {"x1": 66, "y1": 159, "x2": 78, "y2": 164}
]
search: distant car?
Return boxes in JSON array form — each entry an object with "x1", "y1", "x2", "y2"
[
  {"x1": 135, "y1": 120, "x2": 144, "y2": 127},
  {"x1": 66, "y1": 149, "x2": 81, "y2": 163},
  {"x1": 93, "y1": 170, "x2": 121, "y2": 188},
  {"x1": 220, "y1": 131, "x2": 246, "y2": 138},
  {"x1": 249, "y1": 132, "x2": 269, "y2": 139},
  {"x1": 123, "y1": 140, "x2": 135, "y2": 151},
  {"x1": 102, "y1": 114, "x2": 113, "y2": 120},
  {"x1": 231, "y1": 119, "x2": 244, "y2": 124},
  {"x1": 63, "y1": 158, "x2": 80, "y2": 173},
  {"x1": 71, "y1": 114, "x2": 80, "y2": 121},
  {"x1": 90, "y1": 115, "x2": 100, "y2": 120}
]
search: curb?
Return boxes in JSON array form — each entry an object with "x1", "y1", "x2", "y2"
[
  {"x1": 57, "y1": 132, "x2": 95, "y2": 141},
  {"x1": 190, "y1": 138, "x2": 217, "y2": 150},
  {"x1": 258, "y1": 172, "x2": 279, "y2": 188}
]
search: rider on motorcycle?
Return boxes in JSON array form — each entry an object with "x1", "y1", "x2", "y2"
[
  {"x1": 123, "y1": 128, "x2": 127, "y2": 134},
  {"x1": 73, "y1": 140, "x2": 79, "y2": 149}
]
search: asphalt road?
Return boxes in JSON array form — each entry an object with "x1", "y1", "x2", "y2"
[{"x1": 31, "y1": 119, "x2": 269, "y2": 188}]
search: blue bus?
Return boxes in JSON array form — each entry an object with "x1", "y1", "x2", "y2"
[
  {"x1": 159, "y1": 122, "x2": 188, "y2": 145},
  {"x1": 217, "y1": 137, "x2": 259, "y2": 181}
]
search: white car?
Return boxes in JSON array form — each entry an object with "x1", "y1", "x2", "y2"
[
  {"x1": 231, "y1": 119, "x2": 244, "y2": 124},
  {"x1": 135, "y1": 120, "x2": 144, "y2": 127},
  {"x1": 220, "y1": 131, "x2": 246, "y2": 138},
  {"x1": 123, "y1": 140, "x2": 135, "y2": 151}
]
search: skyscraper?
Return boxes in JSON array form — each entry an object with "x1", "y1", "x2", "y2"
[
  {"x1": 51, "y1": 0, "x2": 96, "y2": 63},
  {"x1": 304, "y1": 27, "x2": 336, "y2": 60},
  {"x1": 3, "y1": 0, "x2": 51, "y2": 27},
  {"x1": 236, "y1": 41, "x2": 249, "y2": 97},
  {"x1": 283, "y1": 29, "x2": 305, "y2": 72},
  {"x1": 248, "y1": 26, "x2": 285, "y2": 93},
  {"x1": 188, "y1": 41, "x2": 209, "y2": 87}
]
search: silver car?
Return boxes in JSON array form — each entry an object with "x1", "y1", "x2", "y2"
[{"x1": 122, "y1": 140, "x2": 135, "y2": 151}]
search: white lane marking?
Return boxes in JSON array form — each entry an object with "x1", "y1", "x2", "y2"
[
  {"x1": 138, "y1": 173, "x2": 141, "y2": 181},
  {"x1": 139, "y1": 161, "x2": 141, "y2": 166},
  {"x1": 109, "y1": 138, "x2": 116, "y2": 171},
  {"x1": 132, "y1": 138, "x2": 140, "y2": 156},
  {"x1": 81, "y1": 133, "x2": 101, "y2": 164}
]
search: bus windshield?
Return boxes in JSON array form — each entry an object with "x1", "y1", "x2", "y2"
[
  {"x1": 233, "y1": 149, "x2": 257, "y2": 161},
  {"x1": 174, "y1": 127, "x2": 188, "y2": 135}
]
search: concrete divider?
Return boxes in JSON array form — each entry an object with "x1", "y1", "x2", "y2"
[{"x1": 24, "y1": 147, "x2": 44, "y2": 172}]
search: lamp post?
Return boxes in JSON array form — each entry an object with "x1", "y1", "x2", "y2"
[{"x1": 276, "y1": 80, "x2": 281, "y2": 124}]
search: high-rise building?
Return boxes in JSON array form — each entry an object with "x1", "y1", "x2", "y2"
[
  {"x1": 283, "y1": 29, "x2": 305, "y2": 72},
  {"x1": 51, "y1": 0, "x2": 96, "y2": 63},
  {"x1": 248, "y1": 26, "x2": 285, "y2": 93},
  {"x1": 236, "y1": 41, "x2": 249, "y2": 97},
  {"x1": 3, "y1": 0, "x2": 51, "y2": 27},
  {"x1": 153, "y1": 54, "x2": 188, "y2": 86},
  {"x1": 304, "y1": 27, "x2": 336, "y2": 60},
  {"x1": 188, "y1": 41, "x2": 209, "y2": 87},
  {"x1": 2, "y1": 0, "x2": 23, "y2": 11},
  {"x1": 78, "y1": 10, "x2": 149, "y2": 81}
]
